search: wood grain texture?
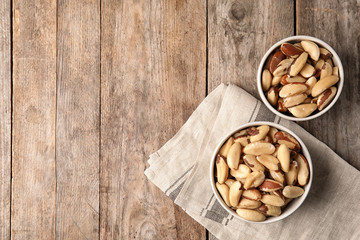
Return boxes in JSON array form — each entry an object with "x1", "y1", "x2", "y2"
[
  {"x1": 11, "y1": 0, "x2": 57, "y2": 239},
  {"x1": 208, "y1": 0, "x2": 294, "y2": 94},
  {"x1": 56, "y1": 0, "x2": 100, "y2": 239},
  {"x1": 0, "y1": 0, "x2": 11, "y2": 239},
  {"x1": 100, "y1": 0, "x2": 206, "y2": 239},
  {"x1": 296, "y1": 0, "x2": 360, "y2": 169}
]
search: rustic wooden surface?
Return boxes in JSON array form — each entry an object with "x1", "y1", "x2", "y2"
[
  {"x1": 1, "y1": 0, "x2": 359, "y2": 239},
  {"x1": 0, "y1": 0, "x2": 11, "y2": 239},
  {"x1": 56, "y1": 0, "x2": 100, "y2": 239},
  {"x1": 12, "y1": 0, "x2": 57, "y2": 239}
]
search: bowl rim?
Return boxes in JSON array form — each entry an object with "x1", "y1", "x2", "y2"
[
  {"x1": 256, "y1": 35, "x2": 344, "y2": 121},
  {"x1": 209, "y1": 121, "x2": 313, "y2": 224}
]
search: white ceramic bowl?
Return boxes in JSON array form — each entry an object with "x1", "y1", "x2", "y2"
[
  {"x1": 209, "y1": 121, "x2": 313, "y2": 223},
  {"x1": 257, "y1": 35, "x2": 344, "y2": 121}
]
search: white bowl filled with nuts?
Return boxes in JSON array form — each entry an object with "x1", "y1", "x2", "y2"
[
  {"x1": 257, "y1": 36, "x2": 344, "y2": 121},
  {"x1": 209, "y1": 122, "x2": 313, "y2": 223}
]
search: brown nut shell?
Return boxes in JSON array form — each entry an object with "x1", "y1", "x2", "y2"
[
  {"x1": 311, "y1": 75, "x2": 339, "y2": 97},
  {"x1": 269, "y1": 50, "x2": 286, "y2": 74},
  {"x1": 317, "y1": 86, "x2": 337, "y2": 111},
  {"x1": 258, "y1": 179, "x2": 283, "y2": 192},
  {"x1": 274, "y1": 131, "x2": 301, "y2": 152}
]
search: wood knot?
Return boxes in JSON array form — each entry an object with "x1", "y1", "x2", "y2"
[{"x1": 229, "y1": 2, "x2": 246, "y2": 22}]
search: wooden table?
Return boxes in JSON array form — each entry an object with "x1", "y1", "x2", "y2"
[{"x1": 0, "y1": 0, "x2": 359, "y2": 239}]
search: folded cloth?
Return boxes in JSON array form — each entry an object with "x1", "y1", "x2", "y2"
[{"x1": 145, "y1": 83, "x2": 360, "y2": 240}]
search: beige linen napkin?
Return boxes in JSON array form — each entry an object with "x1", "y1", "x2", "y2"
[{"x1": 145, "y1": 83, "x2": 360, "y2": 240}]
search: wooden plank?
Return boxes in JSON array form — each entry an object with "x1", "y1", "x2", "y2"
[
  {"x1": 296, "y1": 1, "x2": 360, "y2": 169},
  {"x1": 208, "y1": 0, "x2": 294, "y2": 94},
  {"x1": 11, "y1": 0, "x2": 57, "y2": 239},
  {"x1": 207, "y1": 1, "x2": 294, "y2": 239},
  {"x1": 0, "y1": 0, "x2": 11, "y2": 239},
  {"x1": 100, "y1": 0, "x2": 206, "y2": 239},
  {"x1": 56, "y1": 0, "x2": 100, "y2": 239}
]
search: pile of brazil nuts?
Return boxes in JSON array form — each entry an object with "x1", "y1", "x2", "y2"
[
  {"x1": 261, "y1": 40, "x2": 339, "y2": 118},
  {"x1": 215, "y1": 125, "x2": 310, "y2": 222}
]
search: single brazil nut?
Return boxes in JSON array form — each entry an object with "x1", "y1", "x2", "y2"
[
  {"x1": 300, "y1": 63, "x2": 316, "y2": 78},
  {"x1": 273, "y1": 59, "x2": 294, "y2": 77},
  {"x1": 227, "y1": 142, "x2": 242, "y2": 170},
  {"x1": 260, "y1": 194, "x2": 285, "y2": 207},
  {"x1": 244, "y1": 171, "x2": 265, "y2": 190},
  {"x1": 283, "y1": 93, "x2": 308, "y2": 108},
  {"x1": 277, "y1": 98, "x2": 288, "y2": 113},
  {"x1": 289, "y1": 52, "x2": 308, "y2": 76},
  {"x1": 243, "y1": 154, "x2": 265, "y2": 172},
  {"x1": 216, "y1": 182, "x2": 231, "y2": 206},
  {"x1": 224, "y1": 179, "x2": 236, "y2": 188},
  {"x1": 237, "y1": 198, "x2": 262, "y2": 209},
  {"x1": 230, "y1": 164, "x2": 251, "y2": 179},
  {"x1": 243, "y1": 141, "x2": 276, "y2": 155},
  {"x1": 317, "y1": 86, "x2": 337, "y2": 111},
  {"x1": 288, "y1": 103, "x2": 317, "y2": 118},
  {"x1": 256, "y1": 155, "x2": 280, "y2": 171},
  {"x1": 319, "y1": 47, "x2": 332, "y2": 60},
  {"x1": 267, "y1": 87, "x2": 279, "y2": 106},
  {"x1": 219, "y1": 137, "x2": 234, "y2": 157},
  {"x1": 301, "y1": 40, "x2": 320, "y2": 61},
  {"x1": 277, "y1": 144, "x2": 290, "y2": 172},
  {"x1": 258, "y1": 204, "x2": 281, "y2": 217},
  {"x1": 216, "y1": 155, "x2": 229, "y2": 184},
  {"x1": 311, "y1": 75, "x2": 339, "y2": 97},
  {"x1": 280, "y1": 43, "x2": 304, "y2": 58},
  {"x1": 285, "y1": 161, "x2": 298, "y2": 186},
  {"x1": 282, "y1": 186, "x2": 305, "y2": 198},
  {"x1": 305, "y1": 76, "x2": 317, "y2": 95},
  {"x1": 258, "y1": 179, "x2": 283, "y2": 192},
  {"x1": 229, "y1": 181, "x2": 243, "y2": 207},
  {"x1": 242, "y1": 189, "x2": 262, "y2": 201},
  {"x1": 233, "y1": 129, "x2": 247, "y2": 138},
  {"x1": 269, "y1": 170, "x2": 286, "y2": 185},
  {"x1": 262, "y1": 69, "x2": 272, "y2": 91},
  {"x1": 272, "y1": 75, "x2": 282, "y2": 86},
  {"x1": 269, "y1": 50, "x2": 286, "y2": 74},
  {"x1": 250, "y1": 125, "x2": 270, "y2": 143},
  {"x1": 236, "y1": 209, "x2": 266, "y2": 222},
  {"x1": 274, "y1": 131, "x2": 301, "y2": 152},
  {"x1": 279, "y1": 83, "x2": 308, "y2": 98},
  {"x1": 280, "y1": 75, "x2": 306, "y2": 85},
  {"x1": 320, "y1": 62, "x2": 332, "y2": 79},
  {"x1": 295, "y1": 153, "x2": 310, "y2": 186}
]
